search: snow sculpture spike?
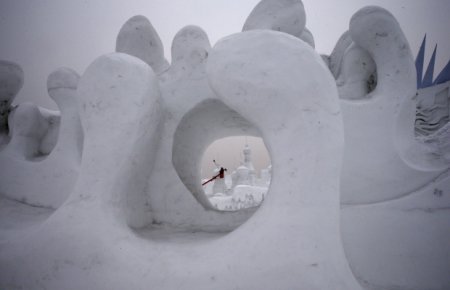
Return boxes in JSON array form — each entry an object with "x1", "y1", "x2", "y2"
[
  {"x1": 415, "y1": 34, "x2": 426, "y2": 89},
  {"x1": 415, "y1": 34, "x2": 450, "y2": 88},
  {"x1": 422, "y1": 44, "x2": 437, "y2": 88}
]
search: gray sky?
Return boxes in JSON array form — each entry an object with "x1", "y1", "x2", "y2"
[{"x1": 1, "y1": 0, "x2": 449, "y2": 177}]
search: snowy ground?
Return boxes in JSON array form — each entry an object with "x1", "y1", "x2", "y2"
[
  {"x1": 1, "y1": 171, "x2": 448, "y2": 290},
  {"x1": 0, "y1": 196, "x2": 53, "y2": 243}
]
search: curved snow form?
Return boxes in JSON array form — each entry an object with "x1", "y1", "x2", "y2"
[
  {"x1": 36, "y1": 107, "x2": 60, "y2": 155},
  {"x1": 242, "y1": 0, "x2": 315, "y2": 45},
  {"x1": 0, "y1": 31, "x2": 362, "y2": 289},
  {"x1": 336, "y1": 42, "x2": 376, "y2": 100},
  {"x1": 0, "y1": 68, "x2": 82, "y2": 208},
  {"x1": 149, "y1": 25, "x2": 257, "y2": 230},
  {"x1": 171, "y1": 25, "x2": 210, "y2": 73},
  {"x1": 116, "y1": 15, "x2": 169, "y2": 74},
  {"x1": 328, "y1": 31, "x2": 353, "y2": 78},
  {"x1": 416, "y1": 81, "x2": 450, "y2": 135},
  {"x1": 338, "y1": 6, "x2": 449, "y2": 204},
  {"x1": 173, "y1": 99, "x2": 260, "y2": 211},
  {"x1": 0, "y1": 60, "x2": 23, "y2": 140}
]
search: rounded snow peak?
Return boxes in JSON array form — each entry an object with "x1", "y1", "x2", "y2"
[
  {"x1": 243, "y1": 0, "x2": 306, "y2": 39},
  {"x1": 47, "y1": 67, "x2": 80, "y2": 91},
  {"x1": 0, "y1": 60, "x2": 24, "y2": 103},
  {"x1": 349, "y1": 6, "x2": 403, "y2": 53},
  {"x1": 171, "y1": 25, "x2": 211, "y2": 69},
  {"x1": 349, "y1": 5, "x2": 414, "y2": 95},
  {"x1": 116, "y1": 15, "x2": 169, "y2": 74}
]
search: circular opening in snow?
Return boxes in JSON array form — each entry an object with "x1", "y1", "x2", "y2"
[
  {"x1": 172, "y1": 98, "x2": 272, "y2": 215},
  {"x1": 201, "y1": 136, "x2": 271, "y2": 211}
]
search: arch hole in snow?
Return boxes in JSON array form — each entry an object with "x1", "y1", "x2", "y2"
[
  {"x1": 201, "y1": 136, "x2": 271, "y2": 211},
  {"x1": 172, "y1": 98, "x2": 272, "y2": 213}
]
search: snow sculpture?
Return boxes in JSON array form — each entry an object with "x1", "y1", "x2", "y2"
[
  {"x1": 333, "y1": 7, "x2": 450, "y2": 289},
  {"x1": 0, "y1": 26, "x2": 361, "y2": 288},
  {"x1": 333, "y1": 7, "x2": 449, "y2": 205},
  {"x1": 1, "y1": 1, "x2": 449, "y2": 289},
  {"x1": 0, "y1": 67, "x2": 82, "y2": 208},
  {"x1": 229, "y1": 144, "x2": 258, "y2": 188},
  {"x1": 207, "y1": 29, "x2": 360, "y2": 289},
  {"x1": 235, "y1": 165, "x2": 252, "y2": 186},
  {"x1": 243, "y1": 144, "x2": 256, "y2": 174},
  {"x1": 243, "y1": 0, "x2": 305, "y2": 38},
  {"x1": 260, "y1": 164, "x2": 272, "y2": 185},
  {"x1": 205, "y1": 143, "x2": 270, "y2": 211}
]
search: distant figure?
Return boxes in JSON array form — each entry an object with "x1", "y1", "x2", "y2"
[{"x1": 202, "y1": 160, "x2": 227, "y2": 186}]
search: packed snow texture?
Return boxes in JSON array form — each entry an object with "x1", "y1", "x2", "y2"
[{"x1": 0, "y1": 1, "x2": 449, "y2": 289}]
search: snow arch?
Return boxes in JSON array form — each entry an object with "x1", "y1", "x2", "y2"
[{"x1": 173, "y1": 98, "x2": 262, "y2": 210}]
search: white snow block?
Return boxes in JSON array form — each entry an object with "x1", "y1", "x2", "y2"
[{"x1": 116, "y1": 15, "x2": 169, "y2": 74}]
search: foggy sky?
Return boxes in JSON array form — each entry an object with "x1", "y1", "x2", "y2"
[{"x1": 1, "y1": 0, "x2": 449, "y2": 177}]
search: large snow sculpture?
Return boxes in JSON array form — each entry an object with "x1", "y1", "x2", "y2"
[
  {"x1": 0, "y1": 1, "x2": 449, "y2": 289},
  {"x1": 0, "y1": 28, "x2": 361, "y2": 289},
  {"x1": 335, "y1": 7, "x2": 449, "y2": 204},
  {"x1": 0, "y1": 67, "x2": 82, "y2": 208},
  {"x1": 334, "y1": 7, "x2": 450, "y2": 289}
]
